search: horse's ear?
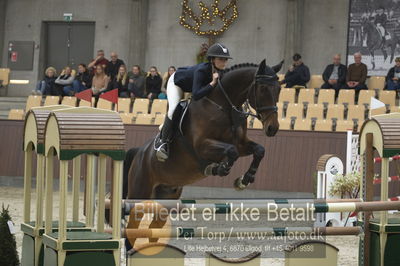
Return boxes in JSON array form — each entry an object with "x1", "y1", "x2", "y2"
[
  {"x1": 272, "y1": 60, "x2": 284, "y2": 73},
  {"x1": 257, "y1": 59, "x2": 266, "y2": 75}
]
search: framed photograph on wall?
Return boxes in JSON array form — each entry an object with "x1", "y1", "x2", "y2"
[{"x1": 347, "y1": 0, "x2": 400, "y2": 76}]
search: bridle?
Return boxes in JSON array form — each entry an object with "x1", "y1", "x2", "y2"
[{"x1": 215, "y1": 74, "x2": 278, "y2": 123}]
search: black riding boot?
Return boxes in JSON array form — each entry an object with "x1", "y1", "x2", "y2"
[{"x1": 155, "y1": 117, "x2": 174, "y2": 161}]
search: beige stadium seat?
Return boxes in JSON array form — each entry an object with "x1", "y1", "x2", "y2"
[
  {"x1": 247, "y1": 116, "x2": 254, "y2": 128},
  {"x1": 151, "y1": 99, "x2": 168, "y2": 117},
  {"x1": 335, "y1": 120, "x2": 354, "y2": 132},
  {"x1": 306, "y1": 104, "x2": 324, "y2": 120},
  {"x1": 61, "y1": 96, "x2": 77, "y2": 107},
  {"x1": 0, "y1": 68, "x2": 10, "y2": 94},
  {"x1": 294, "y1": 119, "x2": 312, "y2": 131},
  {"x1": 358, "y1": 90, "x2": 376, "y2": 106},
  {"x1": 25, "y1": 95, "x2": 42, "y2": 112},
  {"x1": 297, "y1": 89, "x2": 315, "y2": 104},
  {"x1": 317, "y1": 89, "x2": 335, "y2": 105},
  {"x1": 315, "y1": 119, "x2": 333, "y2": 131},
  {"x1": 276, "y1": 102, "x2": 283, "y2": 119},
  {"x1": 285, "y1": 103, "x2": 303, "y2": 120},
  {"x1": 279, "y1": 118, "x2": 291, "y2": 130},
  {"x1": 347, "y1": 105, "x2": 365, "y2": 122},
  {"x1": 8, "y1": 109, "x2": 24, "y2": 120},
  {"x1": 253, "y1": 118, "x2": 263, "y2": 129},
  {"x1": 278, "y1": 88, "x2": 296, "y2": 103},
  {"x1": 96, "y1": 98, "x2": 114, "y2": 110},
  {"x1": 326, "y1": 104, "x2": 345, "y2": 120},
  {"x1": 367, "y1": 76, "x2": 385, "y2": 90},
  {"x1": 119, "y1": 113, "x2": 135, "y2": 124},
  {"x1": 43, "y1": 95, "x2": 60, "y2": 106},
  {"x1": 379, "y1": 90, "x2": 396, "y2": 109},
  {"x1": 391, "y1": 106, "x2": 400, "y2": 113},
  {"x1": 337, "y1": 89, "x2": 355, "y2": 105},
  {"x1": 78, "y1": 97, "x2": 95, "y2": 107},
  {"x1": 370, "y1": 107, "x2": 387, "y2": 116},
  {"x1": 154, "y1": 114, "x2": 166, "y2": 125},
  {"x1": 135, "y1": 113, "x2": 153, "y2": 125},
  {"x1": 117, "y1": 98, "x2": 131, "y2": 113},
  {"x1": 132, "y1": 98, "x2": 150, "y2": 114},
  {"x1": 308, "y1": 75, "x2": 324, "y2": 89}
]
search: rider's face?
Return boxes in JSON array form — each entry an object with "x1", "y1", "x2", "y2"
[{"x1": 213, "y1": 57, "x2": 228, "y2": 70}]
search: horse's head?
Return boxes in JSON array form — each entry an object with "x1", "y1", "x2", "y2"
[{"x1": 248, "y1": 59, "x2": 283, "y2": 136}]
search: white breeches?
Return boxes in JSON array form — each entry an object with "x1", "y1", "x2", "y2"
[{"x1": 166, "y1": 72, "x2": 183, "y2": 119}]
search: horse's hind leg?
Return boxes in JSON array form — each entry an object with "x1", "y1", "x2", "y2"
[
  {"x1": 235, "y1": 141, "x2": 265, "y2": 190},
  {"x1": 148, "y1": 185, "x2": 183, "y2": 242}
]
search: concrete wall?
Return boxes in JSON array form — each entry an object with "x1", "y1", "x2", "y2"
[{"x1": 1, "y1": 0, "x2": 350, "y2": 96}]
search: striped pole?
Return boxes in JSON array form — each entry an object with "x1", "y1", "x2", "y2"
[
  {"x1": 120, "y1": 200, "x2": 400, "y2": 215},
  {"x1": 374, "y1": 155, "x2": 400, "y2": 163},
  {"x1": 116, "y1": 226, "x2": 362, "y2": 239},
  {"x1": 373, "y1": 176, "x2": 400, "y2": 185}
]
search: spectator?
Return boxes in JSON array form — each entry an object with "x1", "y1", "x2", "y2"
[
  {"x1": 160, "y1": 66, "x2": 176, "y2": 99},
  {"x1": 321, "y1": 54, "x2": 347, "y2": 97},
  {"x1": 54, "y1": 66, "x2": 75, "y2": 96},
  {"x1": 91, "y1": 65, "x2": 110, "y2": 96},
  {"x1": 106, "y1": 52, "x2": 125, "y2": 80},
  {"x1": 280, "y1": 53, "x2": 310, "y2": 88},
  {"x1": 32, "y1": 67, "x2": 57, "y2": 95},
  {"x1": 385, "y1": 57, "x2": 400, "y2": 90},
  {"x1": 88, "y1": 49, "x2": 109, "y2": 74},
  {"x1": 128, "y1": 65, "x2": 146, "y2": 98},
  {"x1": 145, "y1": 66, "x2": 162, "y2": 100},
  {"x1": 346, "y1": 52, "x2": 368, "y2": 95},
  {"x1": 112, "y1": 65, "x2": 129, "y2": 97},
  {"x1": 64, "y1": 64, "x2": 92, "y2": 95}
]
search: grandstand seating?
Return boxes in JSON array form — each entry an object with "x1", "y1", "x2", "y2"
[
  {"x1": 117, "y1": 98, "x2": 131, "y2": 113},
  {"x1": 347, "y1": 105, "x2": 365, "y2": 123},
  {"x1": 135, "y1": 113, "x2": 153, "y2": 125},
  {"x1": 308, "y1": 75, "x2": 323, "y2": 89},
  {"x1": 367, "y1": 76, "x2": 385, "y2": 90},
  {"x1": 357, "y1": 90, "x2": 376, "y2": 106},
  {"x1": 150, "y1": 99, "x2": 168, "y2": 117},
  {"x1": 96, "y1": 98, "x2": 114, "y2": 110},
  {"x1": 315, "y1": 119, "x2": 333, "y2": 131},
  {"x1": 337, "y1": 90, "x2": 355, "y2": 105},
  {"x1": 370, "y1": 107, "x2": 387, "y2": 116},
  {"x1": 336, "y1": 120, "x2": 354, "y2": 132},
  {"x1": 379, "y1": 90, "x2": 396, "y2": 110},
  {"x1": 43, "y1": 96, "x2": 60, "y2": 106},
  {"x1": 132, "y1": 98, "x2": 150, "y2": 114},
  {"x1": 61, "y1": 96, "x2": 77, "y2": 107},
  {"x1": 278, "y1": 88, "x2": 296, "y2": 103},
  {"x1": 294, "y1": 119, "x2": 312, "y2": 131},
  {"x1": 305, "y1": 104, "x2": 324, "y2": 120},
  {"x1": 317, "y1": 89, "x2": 335, "y2": 105},
  {"x1": 154, "y1": 114, "x2": 166, "y2": 125},
  {"x1": 297, "y1": 89, "x2": 315, "y2": 105},
  {"x1": 278, "y1": 118, "x2": 291, "y2": 130},
  {"x1": 119, "y1": 113, "x2": 135, "y2": 124},
  {"x1": 277, "y1": 102, "x2": 283, "y2": 119},
  {"x1": 285, "y1": 103, "x2": 303, "y2": 120},
  {"x1": 0, "y1": 68, "x2": 10, "y2": 95},
  {"x1": 78, "y1": 97, "x2": 95, "y2": 107},
  {"x1": 8, "y1": 109, "x2": 24, "y2": 120},
  {"x1": 25, "y1": 95, "x2": 42, "y2": 112},
  {"x1": 326, "y1": 104, "x2": 345, "y2": 120},
  {"x1": 252, "y1": 118, "x2": 263, "y2": 129}
]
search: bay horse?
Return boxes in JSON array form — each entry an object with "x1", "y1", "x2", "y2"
[
  {"x1": 362, "y1": 19, "x2": 399, "y2": 69},
  {"x1": 123, "y1": 59, "x2": 282, "y2": 201}
]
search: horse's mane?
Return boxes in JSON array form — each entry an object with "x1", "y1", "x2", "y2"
[{"x1": 222, "y1": 63, "x2": 259, "y2": 74}]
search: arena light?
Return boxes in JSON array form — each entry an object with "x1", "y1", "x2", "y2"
[{"x1": 10, "y1": 79, "x2": 29, "y2": 84}]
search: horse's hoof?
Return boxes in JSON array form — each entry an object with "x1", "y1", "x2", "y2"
[{"x1": 234, "y1": 176, "x2": 247, "y2": 191}]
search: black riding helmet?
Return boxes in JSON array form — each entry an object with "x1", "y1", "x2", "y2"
[{"x1": 206, "y1": 43, "x2": 232, "y2": 60}]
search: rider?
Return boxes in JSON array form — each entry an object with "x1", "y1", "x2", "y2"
[
  {"x1": 374, "y1": 6, "x2": 388, "y2": 43},
  {"x1": 155, "y1": 43, "x2": 232, "y2": 161}
]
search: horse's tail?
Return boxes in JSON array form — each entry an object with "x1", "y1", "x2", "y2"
[{"x1": 123, "y1": 147, "x2": 140, "y2": 199}]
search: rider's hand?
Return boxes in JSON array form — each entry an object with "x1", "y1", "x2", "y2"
[{"x1": 210, "y1": 72, "x2": 219, "y2": 87}]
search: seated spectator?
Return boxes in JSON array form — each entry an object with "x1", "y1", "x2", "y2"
[
  {"x1": 146, "y1": 66, "x2": 162, "y2": 100},
  {"x1": 33, "y1": 67, "x2": 57, "y2": 95},
  {"x1": 346, "y1": 52, "x2": 368, "y2": 93},
  {"x1": 64, "y1": 64, "x2": 92, "y2": 95},
  {"x1": 385, "y1": 57, "x2": 400, "y2": 90},
  {"x1": 106, "y1": 52, "x2": 125, "y2": 81},
  {"x1": 54, "y1": 66, "x2": 75, "y2": 96},
  {"x1": 128, "y1": 65, "x2": 146, "y2": 98},
  {"x1": 280, "y1": 53, "x2": 310, "y2": 88},
  {"x1": 91, "y1": 65, "x2": 110, "y2": 96},
  {"x1": 160, "y1": 66, "x2": 176, "y2": 99},
  {"x1": 88, "y1": 49, "x2": 109, "y2": 74},
  {"x1": 321, "y1": 54, "x2": 347, "y2": 97},
  {"x1": 112, "y1": 65, "x2": 129, "y2": 97}
]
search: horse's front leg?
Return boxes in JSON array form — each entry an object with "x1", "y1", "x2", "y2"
[
  {"x1": 197, "y1": 138, "x2": 239, "y2": 177},
  {"x1": 235, "y1": 140, "x2": 265, "y2": 190}
]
